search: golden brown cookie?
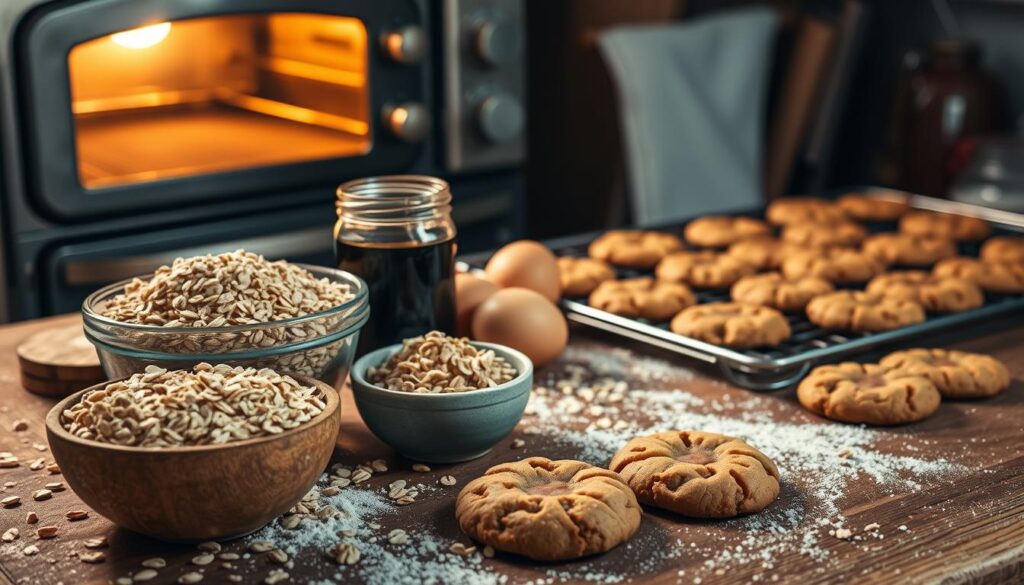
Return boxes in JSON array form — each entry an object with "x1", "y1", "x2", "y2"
[
  {"x1": 781, "y1": 221, "x2": 868, "y2": 248},
  {"x1": 866, "y1": 271, "x2": 983, "y2": 313},
  {"x1": 806, "y1": 290, "x2": 925, "y2": 332},
  {"x1": 899, "y1": 211, "x2": 991, "y2": 241},
  {"x1": 797, "y1": 362, "x2": 941, "y2": 425},
  {"x1": 730, "y1": 272, "x2": 834, "y2": 312},
  {"x1": 589, "y1": 277, "x2": 696, "y2": 321},
  {"x1": 766, "y1": 196, "x2": 845, "y2": 225},
  {"x1": 836, "y1": 191, "x2": 910, "y2": 221},
  {"x1": 655, "y1": 251, "x2": 756, "y2": 289},
  {"x1": 608, "y1": 431, "x2": 780, "y2": 518},
  {"x1": 933, "y1": 257, "x2": 1024, "y2": 294},
  {"x1": 879, "y1": 348, "x2": 1011, "y2": 399},
  {"x1": 588, "y1": 230, "x2": 683, "y2": 269},
  {"x1": 781, "y1": 248, "x2": 887, "y2": 284},
  {"x1": 861, "y1": 232, "x2": 957, "y2": 267},
  {"x1": 557, "y1": 257, "x2": 616, "y2": 297},
  {"x1": 980, "y1": 236, "x2": 1024, "y2": 264},
  {"x1": 670, "y1": 302, "x2": 790, "y2": 348},
  {"x1": 455, "y1": 457, "x2": 641, "y2": 561},
  {"x1": 684, "y1": 216, "x2": 771, "y2": 248},
  {"x1": 726, "y1": 237, "x2": 805, "y2": 270}
]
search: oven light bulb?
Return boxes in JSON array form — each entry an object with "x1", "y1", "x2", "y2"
[{"x1": 111, "y1": 22, "x2": 171, "y2": 49}]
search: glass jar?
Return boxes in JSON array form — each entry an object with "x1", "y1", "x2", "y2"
[{"x1": 335, "y1": 175, "x2": 457, "y2": 353}]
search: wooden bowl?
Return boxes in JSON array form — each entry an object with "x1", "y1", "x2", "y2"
[{"x1": 45, "y1": 375, "x2": 340, "y2": 542}]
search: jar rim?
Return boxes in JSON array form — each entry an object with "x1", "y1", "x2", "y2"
[{"x1": 337, "y1": 175, "x2": 450, "y2": 201}]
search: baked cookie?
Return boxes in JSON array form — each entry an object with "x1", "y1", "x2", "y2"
[
  {"x1": 455, "y1": 457, "x2": 641, "y2": 561},
  {"x1": 934, "y1": 257, "x2": 1024, "y2": 294},
  {"x1": 781, "y1": 221, "x2": 867, "y2": 248},
  {"x1": 861, "y1": 232, "x2": 957, "y2": 267},
  {"x1": 781, "y1": 248, "x2": 887, "y2": 284},
  {"x1": 899, "y1": 211, "x2": 991, "y2": 241},
  {"x1": 880, "y1": 348, "x2": 1011, "y2": 399},
  {"x1": 589, "y1": 277, "x2": 696, "y2": 321},
  {"x1": 797, "y1": 362, "x2": 941, "y2": 425},
  {"x1": 670, "y1": 302, "x2": 790, "y2": 348},
  {"x1": 806, "y1": 291, "x2": 925, "y2": 332},
  {"x1": 726, "y1": 237, "x2": 805, "y2": 270},
  {"x1": 588, "y1": 230, "x2": 683, "y2": 269},
  {"x1": 981, "y1": 236, "x2": 1024, "y2": 264},
  {"x1": 557, "y1": 257, "x2": 615, "y2": 297},
  {"x1": 766, "y1": 197, "x2": 845, "y2": 225},
  {"x1": 655, "y1": 250, "x2": 756, "y2": 289},
  {"x1": 731, "y1": 272, "x2": 834, "y2": 312},
  {"x1": 684, "y1": 216, "x2": 771, "y2": 248},
  {"x1": 836, "y1": 191, "x2": 910, "y2": 221},
  {"x1": 866, "y1": 271, "x2": 983, "y2": 313},
  {"x1": 608, "y1": 431, "x2": 780, "y2": 518}
]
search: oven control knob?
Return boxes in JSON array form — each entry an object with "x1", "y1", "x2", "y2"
[
  {"x1": 476, "y1": 94, "x2": 523, "y2": 144},
  {"x1": 383, "y1": 103, "x2": 430, "y2": 143},
  {"x1": 382, "y1": 26, "x2": 426, "y2": 65},
  {"x1": 474, "y1": 19, "x2": 522, "y2": 67}
]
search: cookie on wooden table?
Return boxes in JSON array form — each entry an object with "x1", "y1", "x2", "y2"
[
  {"x1": 455, "y1": 457, "x2": 641, "y2": 561},
  {"x1": 684, "y1": 216, "x2": 771, "y2": 248},
  {"x1": 880, "y1": 348, "x2": 1011, "y2": 399},
  {"x1": 589, "y1": 277, "x2": 696, "y2": 322},
  {"x1": 933, "y1": 257, "x2": 1024, "y2": 294},
  {"x1": 557, "y1": 257, "x2": 615, "y2": 297},
  {"x1": 609, "y1": 431, "x2": 780, "y2": 518},
  {"x1": 781, "y1": 220, "x2": 868, "y2": 248},
  {"x1": 766, "y1": 196, "x2": 845, "y2": 225},
  {"x1": 836, "y1": 191, "x2": 910, "y2": 221},
  {"x1": 670, "y1": 302, "x2": 790, "y2": 348},
  {"x1": 655, "y1": 250, "x2": 756, "y2": 289},
  {"x1": 806, "y1": 291, "x2": 925, "y2": 332},
  {"x1": 861, "y1": 233, "x2": 958, "y2": 267},
  {"x1": 781, "y1": 248, "x2": 887, "y2": 284},
  {"x1": 899, "y1": 211, "x2": 991, "y2": 241},
  {"x1": 866, "y1": 271, "x2": 983, "y2": 314},
  {"x1": 980, "y1": 236, "x2": 1024, "y2": 264},
  {"x1": 726, "y1": 237, "x2": 804, "y2": 270},
  {"x1": 730, "y1": 272, "x2": 833, "y2": 312},
  {"x1": 588, "y1": 230, "x2": 683, "y2": 269},
  {"x1": 797, "y1": 362, "x2": 941, "y2": 425}
]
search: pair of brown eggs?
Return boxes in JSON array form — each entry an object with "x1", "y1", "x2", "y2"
[{"x1": 456, "y1": 241, "x2": 568, "y2": 367}]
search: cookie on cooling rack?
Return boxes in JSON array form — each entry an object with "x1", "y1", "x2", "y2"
[
  {"x1": 557, "y1": 256, "x2": 615, "y2": 297},
  {"x1": 866, "y1": 271, "x2": 983, "y2": 313},
  {"x1": 589, "y1": 277, "x2": 696, "y2": 322},
  {"x1": 726, "y1": 237, "x2": 805, "y2": 270},
  {"x1": 588, "y1": 230, "x2": 683, "y2": 269},
  {"x1": 781, "y1": 248, "x2": 887, "y2": 284},
  {"x1": 609, "y1": 431, "x2": 780, "y2": 518},
  {"x1": 933, "y1": 257, "x2": 1024, "y2": 294},
  {"x1": 781, "y1": 220, "x2": 868, "y2": 248},
  {"x1": 836, "y1": 191, "x2": 910, "y2": 221},
  {"x1": 731, "y1": 272, "x2": 834, "y2": 312},
  {"x1": 655, "y1": 250, "x2": 756, "y2": 289},
  {"x1": 806, "y1": 290, "x2": 925, "y2": 332},
  {"x1": 766, "y1": 197, "x2": 845, "y2": 226},
  {"x1": 797, "y1": 362, "x2": 941, "y2": 425},
  {"x1": 880, "y1": 348, "x2": 1011, "y2": 399},
  {"x1": 899, "y1": 211, "x2": 991, "y2": 241},
  {"x1": 670, "y1": 302, "x2": 790, "y2": 348},
  {"x1": 980, "y1": 236, "x2": 1024, "y2": 264},
  {"x1": 861, "y1": 233, "x2": 958, "y2": 267},
  {"x1": 683, "y1": 216, "x2": 771, "y2": 248}
]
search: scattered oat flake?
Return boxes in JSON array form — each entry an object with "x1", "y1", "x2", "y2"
[
  {"x1": 141, "y1": 558, "x2": 166, "y2": 569},
  {"x1": 36, "y1": 525, "x2": 58, "y2": 539},
  {"x1": 412, "y1": 463, "x2": 431, "y2": 473},
  {"x1": 511, "y1": 439, "x2": 525, "y2": 449},
  {"x1": 80, "y1": 551, "x2": 105, "y2": 564},
  {"x1": 66, "y1": 510, "x2": 89, "y2": 521},
  {"x1": 834, "y1": 528, "x2": 853, "y2": 540},
  {"x1": 268, "y1": 549, "x2": 289, "y2": 564},
  {"x1": 865, "y1": 523, "x2": 881, "y2": 532},
  {"x1": 133, "y1": 569, "x2": 158, "y2": 582},
  {"x1": 83, "y1": 537, "x2": 107, "y2": 549},
  {"x1": 46, "y1": 463, "x2": 61, "y2": 474},
  {"x1": 197, "y1": 541, "x2": 221, "y2": 553},
  {"x1": 249, "y1": 540, "x2": 275, "y2": 553},
  {"x1": 32, "y1": 489, "x2": 52, "y2": 501},
  {"x1": 264, "y1": 569, "x2": 289, "y2": 584},
  {"x1": 191, "y1": 553, "x2": 215, "y2": 566},
  {"x1": 2, "y1": 528, "x2": 19, "y2": 542},
  {"x1": 22, "y1": 544, "x2": 39, "y2": 556},
  {"x1": 45, "y1": 482, "x2": 64, "y2": 492},
  {"x1": 178, "y1": 572, "x2": 203, "y2": 584},
  {"x1": 25, "y1": 512, "x2": 37, "y2": 524},
  {"x1": 1, "y1": 496, "x2": 20, "y2": 507},
  {"x1": 439, "y1": 475, "x2": 457, "y2": 486},
  {"x1": 29, "y1": 458, "x2": 46, "y2": 471}
]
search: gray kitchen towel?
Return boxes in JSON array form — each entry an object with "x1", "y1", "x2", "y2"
[{"x1": 598, "y1": 7, "x2": 778, "y2": 224}]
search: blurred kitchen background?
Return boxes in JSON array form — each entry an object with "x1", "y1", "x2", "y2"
[{"x1": 0, "y1": 0, "x2": 1022, "y2": 321}]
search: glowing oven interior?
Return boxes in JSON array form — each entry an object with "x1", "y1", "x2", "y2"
[{"x1": 68, "y1": 14, "x2": 371, "y2": 189}]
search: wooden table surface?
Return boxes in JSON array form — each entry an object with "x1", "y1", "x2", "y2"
[{"x1": 0, "y1": 313, "x2": 1022, "y2": 585}]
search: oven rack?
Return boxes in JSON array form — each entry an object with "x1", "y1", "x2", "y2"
[{"x1": 464, "y1": 193, "x2": 1024, "y2": 391}]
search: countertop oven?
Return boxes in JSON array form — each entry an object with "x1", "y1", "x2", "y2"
[{"x1": 0, "y1": 0, "x2": 525, "y2": 320}]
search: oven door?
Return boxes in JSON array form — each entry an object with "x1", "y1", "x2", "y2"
[{"x1": 17, "y1": 0, "x2": 424, "y2": 221}]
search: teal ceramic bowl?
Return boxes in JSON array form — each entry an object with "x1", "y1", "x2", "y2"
[{"x1": 350, "y1": 342, "x2": 533, "y2": 463}]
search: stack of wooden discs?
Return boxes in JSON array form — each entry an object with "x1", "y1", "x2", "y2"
[{"x1": 17, "y1": 323, "x2": 106, "y2": 397}]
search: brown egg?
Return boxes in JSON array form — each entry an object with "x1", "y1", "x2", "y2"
[
  {"x1": 484, "y1": 240, "x2": 561, "y2": 302},
  {"x1": 472, "y1": 287, "x2": 568, "y2": 366},
  {"x1": 454, "y1": 272, "x2": 500, "y2": 337}
]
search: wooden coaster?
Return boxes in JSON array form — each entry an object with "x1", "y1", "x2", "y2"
[{"x1": 17, "y1": 324, "x2": 105, "y2": 396}]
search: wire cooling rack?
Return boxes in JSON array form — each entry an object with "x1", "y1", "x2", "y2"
[{"x1": 464, "y1": 193, "x2": 1024, "y2": 391}]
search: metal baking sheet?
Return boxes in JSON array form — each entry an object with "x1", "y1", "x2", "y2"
[{"x1": 464, "y1": 192, "x2": 1024, "y2": 391}]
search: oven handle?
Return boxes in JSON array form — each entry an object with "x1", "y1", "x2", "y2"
[{"x1": 62, "y1": 227, "x2": 331, "y2": 286}]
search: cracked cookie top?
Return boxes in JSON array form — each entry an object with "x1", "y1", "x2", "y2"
[
  {"x1": 455, "y1": 458, "x2": 641, "y2": 561},
  {"x1": 609, "y1": 431, "x2": 780, "y2": 518},
  {"x1": 797, "y1": 362, "x2": 941, "y2": 425}
]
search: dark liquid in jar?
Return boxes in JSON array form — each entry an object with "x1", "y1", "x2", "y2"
[{"x1": 336, "y1": 238, "x2": 456, "y2": 353}]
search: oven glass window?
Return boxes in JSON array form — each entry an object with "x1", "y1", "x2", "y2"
[{"x1": 68, "y1": 14, "x2": 371, "y2": 190}]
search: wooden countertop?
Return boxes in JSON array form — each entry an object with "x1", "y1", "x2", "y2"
[{"x1": 0, "y1": 313, "x2": 1023, "y2": 585}]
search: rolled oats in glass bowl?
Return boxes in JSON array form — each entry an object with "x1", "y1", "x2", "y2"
[{"x1": 81, "y1": 251, "x2": 369, "y2": 389}]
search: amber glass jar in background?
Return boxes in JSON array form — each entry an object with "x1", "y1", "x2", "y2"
[
  {"x1": 335, "y1": 176, "x2": 457, "y2": 354},
  {"x1": 898, "y1": 39, "x2": 1008, "y2": 197}
]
